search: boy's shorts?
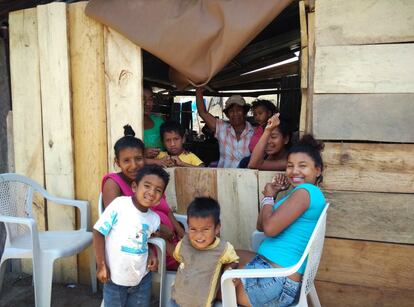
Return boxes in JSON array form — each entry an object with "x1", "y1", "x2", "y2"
[{"x1": 242, "y1": 254, "x2": 301, "y2": 307}]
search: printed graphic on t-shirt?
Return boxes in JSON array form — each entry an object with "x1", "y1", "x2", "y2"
[{"x1": 121, "y1": 223, "x2": 150, "y2": 255}]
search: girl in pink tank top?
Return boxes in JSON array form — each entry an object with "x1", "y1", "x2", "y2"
[{"x1": 101, "y1": 125, "x2": 185, "y2": 270}]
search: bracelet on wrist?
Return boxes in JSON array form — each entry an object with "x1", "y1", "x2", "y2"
[{"x1": 260, "y1": 196, "x2": 274, "y2": 209}]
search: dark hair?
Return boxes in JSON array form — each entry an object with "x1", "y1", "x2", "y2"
[
  {"x1": 160, "y1": 120, "x2": 185, "y2": 141},
  {"x1": 288, "y1": 134, "x2": 324, "y2": 183},
  {"x1": 187, "y1": 197, "x2": 220, "y2": 225},
  {"x1": 134, "y1": 164, "x2": 170, "y2": 191},
  {"x1": 143, "y1": 82, "x2": 153, "y2": 93},
  {"x1": 114, "y1": 125, "x2": 145, "y2": 160},
  {"x1": 251, "y1": 99, "x2": 278, "y2": 115}
]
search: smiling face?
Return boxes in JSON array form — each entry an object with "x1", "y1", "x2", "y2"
[
  {"x1": 226, "y1": 105, "x2": 246, "y2": 127},
  {"x1": 285, "y1": 152, "x2": 321, "y2": 187},
  {"x1": 253, "y1": 105, "x2": 272, "y2": 126},
  {"x1": 162, "y1": 131, "x2": 185, "y2": 156},
  {"x1": 265, "y1": 128, "x2": 289, "y2": 156},
  {"x1": 188, "y1": 216, "x2": 220, "y2": 250},
  {"x1": 115, "y1": 147, "x2": 145, "y2": 182},
  {"x1": 132, "y1": 174, "x2": 165, "y2": 211}
]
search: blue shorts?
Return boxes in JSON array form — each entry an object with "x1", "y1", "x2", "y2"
[{"x1": 242, "y1": 255, "x2": 301, "y2": 307}]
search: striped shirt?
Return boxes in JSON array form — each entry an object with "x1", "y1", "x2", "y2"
[{"x1": 215, "y1": 119, "x2": 254, "y2": 168}]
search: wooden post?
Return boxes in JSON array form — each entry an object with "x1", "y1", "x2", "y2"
[
  {"x1": 37, "y1": 2, "x2": 77, "y2": 283},
  {"x1": 68, "y1": 1, "x2": 107, "y2": 285}
]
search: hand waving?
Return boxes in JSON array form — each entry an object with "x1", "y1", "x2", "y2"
[{"x1": 265, "y1": 113, "x2": 280, "y2": 132}]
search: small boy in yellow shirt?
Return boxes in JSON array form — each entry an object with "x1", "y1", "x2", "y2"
[
  {"x1": 171, "y1": 197, "x2": 239, "y2": 307},
  {"x1": 156, "y1": 120, "x2": 204, "y2": 167}
]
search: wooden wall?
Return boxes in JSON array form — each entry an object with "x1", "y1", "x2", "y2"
[
  {"x1": 8, "y1": 2, "x2": 143, "y2": 283},
  {"x1": 300, "y1": 0, "x2": 414, "y2": 305},
  {"x1": 8, "y1": 2, "x2": 414, "y2": 304}
]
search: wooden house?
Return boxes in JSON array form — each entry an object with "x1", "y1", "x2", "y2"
[{"x1": 0, "y1": 0, "x2": 413, "y2": 306}]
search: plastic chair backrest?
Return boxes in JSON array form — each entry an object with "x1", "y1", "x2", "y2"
[
  {"x1": 298, "y1": 203, "x2": 329, "y2": 300},
  {"x1": 0, "y1": 174, "x2": 42, "y2": 244},
  {"x1": 98, "y1": 192, "x2": 104, "y2": 216}
]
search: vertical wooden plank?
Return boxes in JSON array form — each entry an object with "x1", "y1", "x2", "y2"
[
  {"x1": 9, "y1": 8, "x2": 45, "y2": 230},
  {"x1": 299, "y1": 89, "x2": 307, "y2": 135},
  {"x1": 217, "y1": 169, "x2": 258, "y2": 249},
  {"x1": 164, "y1": 168, "x2": 178, "y2": 211},
  {"x1": 37, "y1": 2, "x2": 77, "y2": 283},
  {"x1": 68, "y1": 1, "x2": 107, "y2": 285},
  {"x1": 305, "y1": 12, "x2": 315, "y2": 133},
  {"x1": 174, "y1": 168, "x2": 217, "y2": 214},
  {"x1": 299, "y1": 1, "x2": 308, "y2": 48},
  {"x1": 300, "y1": 46, "x2": 308, "y2": 89},
  {"x1": 104, "y1": 26, "x2": 143, "y2": 172}
]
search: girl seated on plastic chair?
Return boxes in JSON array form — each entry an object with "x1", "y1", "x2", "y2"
[
  {"x1": 235, "y1": 126, "x2": 327, "y2": 307},
  {"x1": 101, "y1": 125, "x2": 185, "y2": 270}
]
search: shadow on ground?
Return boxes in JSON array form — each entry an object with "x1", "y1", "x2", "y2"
[{"x1": 0, "y1": 272, "x2": 102, "y2": 307}]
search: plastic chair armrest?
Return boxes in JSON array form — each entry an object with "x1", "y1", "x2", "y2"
[
  {"x1": 220, "y1": 265, "x2": 304, "y2": 307},
  {"x1": 0, "y1": 215, "x2": 40, "y2": 250}
]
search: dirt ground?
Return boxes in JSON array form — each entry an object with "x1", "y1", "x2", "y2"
[
  {"x1": 0, "y1": 271, "x2": 161, "y2": 307},
  {"x1": 0, "y1": 272, "x2": 102, "y2": 307}
]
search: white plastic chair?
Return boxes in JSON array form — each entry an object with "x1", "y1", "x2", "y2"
[
  {"x1": 221, "y1": 203, "x2": 330, "y2": 307},
  {"x1": 0, "y1": 173, "x2": 97, "y2": 307},
  {"x1": 98, "y1": 192, "x2": 174, "y2": 307}
]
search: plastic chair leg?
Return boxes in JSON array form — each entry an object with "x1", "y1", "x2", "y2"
[
  {"x1": 33, "y1": 257, "x2": 54, "y2": 307},
  {"x1": 89, "y1": 248, "x2": 97, "y2": 293},
  {"x1": 308, "y1": 285, "x2": 321, "y2": 307}
]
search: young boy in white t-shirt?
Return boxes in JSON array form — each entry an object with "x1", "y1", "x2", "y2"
[{"x1": 93, "y1": 164, "x2": 170, "y2": 307}]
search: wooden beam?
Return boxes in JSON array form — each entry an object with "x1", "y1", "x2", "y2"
[
  {"x1": 318, "y1": 238, "x2": 414, "y2": 291},
  {"x1": 104, "y1": 26, "x2": 143, "y2": 172},
  {"x1": 209, "y1": 62, "x2": 299, "y2": 89},
  {"x1": 305, "y1": 12, "x2": 315, "y2": 133},
  {"x1": 314, "y1": 44, "x2": 414, "y2": 93},
  {"x1": 315, "y1": 280, "x2": 414, "y2": 307},
  {"x1": 217, "y1": 169, "x2": 259, "y2": 249},
  {"x1": 315, "y1": 0, "x2": 414, "y2": 46},
  {"x1": 37, "y1": 2, "x2": 76, "y2": 283},
  {"x1": 313, "y1": 94, "x2": 414, "y2": 143},
  {"x1": 299, "y1": 1, "x2": 308, "y2": 48},
  {"x1": 68, "y1": 1, "x2": 107, "y2": 285},
  {"x1": 322, "y1": 142, "x2": 414, "y2": 193},
  {"x1": 325, "y1": 190, "x2": 414, "y2": 244}
]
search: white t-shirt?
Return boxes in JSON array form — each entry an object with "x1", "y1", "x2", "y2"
[{"x1": 94, "y1": 196, "x2": 160, "y2": 286}]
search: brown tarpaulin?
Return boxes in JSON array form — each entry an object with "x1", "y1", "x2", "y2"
[{"x1": 85, "y1": 0, "x2": 293, "y2": 89}]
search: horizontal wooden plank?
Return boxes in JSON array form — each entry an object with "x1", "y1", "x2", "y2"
[
  {"x1": 321, "y1": 142, "x2": 414, "y2": 193},
  {"x1": 317, "y1": 238, "x2": 414, "y2": 290},
  {"x1": 324, "y1": 190, "x2": 414, "y2": 244},
  {"x1": 313, "y1": 94, "x2": 414, "y2": 143},
  {"x1": 316, "y1": 280, "x2": 414, "y2": 307},
  {"x1": 314, "y1": 44, "x2": 414, "y2": 93},
  {"x1": 316, "y1": 0, "x2": 414, "y2": 46}
]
